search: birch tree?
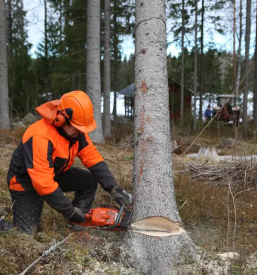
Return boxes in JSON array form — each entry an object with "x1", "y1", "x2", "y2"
[
  {"x1": 86, "y1": 0, "x2": 104, "y2": 143},
  {"x1": 103, "y1": 0, "x2": 111, "y2": 138},
  {"x1": 128, "y1": 1, "x2": 188, "y2": 273},
  {"x1": 0, "y1": 0, "x2": 10, "y2": 129}
]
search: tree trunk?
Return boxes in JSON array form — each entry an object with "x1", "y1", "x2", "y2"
[
  {"x1": 193, "y1": 0, "x2": 198, "y2": 131},
  {"x1": 0, "y1": 0, "x2": 10, "y2": 129},
  {"x1": 103, "y1": 0, "x2": 111, "y2": 138},
  {"x1": 232, "y1": 0, "x2": 236, "y2": 101},
  {"x1": 7, "y1": 0, "x2": 12, "y2": 113},
  {"x1": 253, "y1": 0, "x2": 257, "y2": 126},
  {"x1": 242, "y1": 0, "x2": 251, "y2": 136},
  {"x1": 199, "y1": 0, "x2": 204, "y2": 121},
  {"x1": 20, "y1": 0, "x2": 26, "y2": 112},
  {"x1": 44, "y1": 0, "x2": 49, "y2": 102},
  {"x1": 86, "y1": 0, "x2": 104, "y2": 143},
  {"x1": 59, "y1": 0, "x2": 63, "y2": 45},
  {"x1": 128, "y1": 1, "x2": 185, "y2": 273},
  {"x1": 6, "y1": 0, "x2": 12, "y2": 58},
  {"x1": 44, "y1": 0, "x2": 48, "y2": 66},
  {"x1": 180, "y1": 0, "x2": 185, "y2": 121},
  {"x1": 235, "y1": 0, "x2": 242, "y2": 107},
  {"x1": 112, "y1": 0, "x2": 118, "y2": 121}
]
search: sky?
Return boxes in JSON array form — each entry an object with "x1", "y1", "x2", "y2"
[
  {"x1": 23, "y1": 0, "x2": 236, "y2": 59},
  {"x1": 24, "y1": 0, "x2": 45, "y2": 54},
  {"x1": 23, "y1": 0, "x2": 139, "y2": 57}
]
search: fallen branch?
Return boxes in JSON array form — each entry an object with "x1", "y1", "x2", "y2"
[{"x1": 19, "y1": 233, "x2": 73, "y2": 275}]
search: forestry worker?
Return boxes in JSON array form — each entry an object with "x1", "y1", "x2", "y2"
[{"x1": 5, "y1": 91, "x2": 132, "y2": 235}]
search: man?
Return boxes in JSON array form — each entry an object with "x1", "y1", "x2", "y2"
[
  {"x1": 204, "y1": 105, "x2": 213, "y2": 121},
  {"x1": 6, "y1": 91, "x2": 132, "y2": 235}
]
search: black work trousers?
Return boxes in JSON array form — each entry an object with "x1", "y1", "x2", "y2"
[{"x1": 9, "y1": 167, "x2": 98, "y2": 235}]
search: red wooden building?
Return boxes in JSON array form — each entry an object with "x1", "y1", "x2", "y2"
[
  {"x1": 119, "y1": 82, "x2": 193, "y2": 119},
  {"x1": 169, "y1": 82, "x2": 193, "y2": 120}
]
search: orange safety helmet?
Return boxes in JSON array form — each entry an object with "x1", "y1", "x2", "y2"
[{"x1": 56, "y1": 91, "x2": 97, "y2": 133}]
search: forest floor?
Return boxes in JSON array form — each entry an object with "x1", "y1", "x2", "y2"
[{"x1": 1, "y1": 120, "x2": 257, "y2": 274}]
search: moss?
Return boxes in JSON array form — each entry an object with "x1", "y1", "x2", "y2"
[{"x1": 0, "y1": 255, "x2": 18, "y2": 275}]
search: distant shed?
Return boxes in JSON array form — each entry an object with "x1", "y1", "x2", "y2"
[
  {"x1": 119, "y1": 82, "x2": 193, "y2": 119},
  {"x1": 119, "y1": 83, "x2": 135, "y2": 118}
]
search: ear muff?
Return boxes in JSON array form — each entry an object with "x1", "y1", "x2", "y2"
[{"x1": 54, "y1": 108, "x2": 73, "y2": 127}]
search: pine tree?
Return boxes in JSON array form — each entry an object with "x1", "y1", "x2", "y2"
[
  {"x1": 242, "y1": 0, "x2": 251, "y2": 136},
  {"x1": 0, "y1": 0, "x2": 10, "y2": 129},
  {"x1": 103, "y1": 0, "x2": 111, "y2": 138},
  {"x1": 254, "y1": 0, "x2": 257, "y2": 126},
  {"x1": 193, "y1": 0, "x2": 198, "y2": 130},
  {"x1": 8, "y1": 0, "x2": 32, "y2": 118},
  {"x1": 235, "y1": 0, "x2": 243, "y2": 106},
  {"x1": 128, "y1": 1, "x2": 190, "y2": 273},
  {"x1": 86, "y1": 0, "x2": 104, "y2": 143}
]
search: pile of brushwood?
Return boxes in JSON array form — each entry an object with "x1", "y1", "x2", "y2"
[{"x1": 187, "y1": 161, "x2": 257, "y2": 188}]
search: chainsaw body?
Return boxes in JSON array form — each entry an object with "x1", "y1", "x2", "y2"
[{"x1": 73, "y1": 204, "x2": 131, "y2": 231}]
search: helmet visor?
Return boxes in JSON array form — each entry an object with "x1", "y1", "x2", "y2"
[{"x1": 70, "y1": 118, "x2": 97, "y2": 133}]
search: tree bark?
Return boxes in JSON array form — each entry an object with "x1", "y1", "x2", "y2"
[
  {"x1": 193, "y1": 0, "x2": 198, "y2": 131},
  {"x1": 199, "y1": 0, "x2": 204, "y2": 121},
  {"x1": 235, "y1": 0, "x2": 242, "y2": 107},
  {"x1": 112, "y1": 0, "x2": 118, "y2": 121},
  {"x1": 253, "y1": 0, "x2": 257, "y2": 126},
  {"x1": 86, "y1": 0, "x2": 104, "y2": 143},
  {"x1": 44, "y1": 0, "x2": 48, "y2": 102},
  {"x1": 44, "y1": 0, "x2": 48, "y2": 61},
  {"x1": 242, "y1": 0, "x2": 251, "y2": 136},
  {"x1": 180, "y1": 0, "x2": 185, "y2": 121},
  {"x1": 0, "y1": 0, "x2": 10, "y2": 129},
  {"x1": 233, "y1": 0, "x2": 236, "y2": 102},
  {"x1": 128, "y1": 1, "x2": 186, "y2": 274},
  {"x1": 103, "y1": 0, "x2": 112, "y2": 138}
]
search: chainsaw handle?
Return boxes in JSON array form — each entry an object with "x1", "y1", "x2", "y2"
[{"x1": 101, "y1": 203, "x2": 125, "y2": 230}]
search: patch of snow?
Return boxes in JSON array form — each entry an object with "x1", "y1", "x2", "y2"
[{"x1": 217, "y1": 252, "x2": 240, "y2": 260}]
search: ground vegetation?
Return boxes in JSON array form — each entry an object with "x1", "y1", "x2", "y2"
[{"x1": 1, "y1": 121, "x2": 257, "y2": 274}]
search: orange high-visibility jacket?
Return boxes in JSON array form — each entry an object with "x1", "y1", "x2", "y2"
[{"x1": 7, "y1": 102, "x2": 118, "y2": 216}]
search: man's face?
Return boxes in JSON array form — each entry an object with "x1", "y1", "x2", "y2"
[{"x1": 62, "y1": 123, "x2": 80, "y2": 138}]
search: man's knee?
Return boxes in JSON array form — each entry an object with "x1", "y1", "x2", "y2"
[
  {"x1": 10, "y1": 190, "x2": 44, "y2": 235},
  {"x1": 57, "y1": 167, "x2": 98, "y2": 192}
]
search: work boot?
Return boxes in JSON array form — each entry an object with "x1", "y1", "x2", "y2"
[{"x1": 0, "y1": 220, "x2": 14, "y2": 232}]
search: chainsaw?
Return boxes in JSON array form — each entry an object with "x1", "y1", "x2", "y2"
[
  {"x1": 71, "y1": 203, "x2": 184, "y2": 237},
  {"x1": 72, "y1": 204, "x2": 131, "y2": 231}
]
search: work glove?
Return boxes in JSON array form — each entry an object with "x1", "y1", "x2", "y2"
[
  {"x1": 66, "y1": 207, "x2": 85, "y2": 223},
  {"x1": 110, "y1": 186, "x2": 132, "y2": 208}
]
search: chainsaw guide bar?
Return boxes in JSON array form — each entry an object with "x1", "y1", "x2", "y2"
[{"x1": 72, "y1": 205, "x2": 184, "y2": 237}]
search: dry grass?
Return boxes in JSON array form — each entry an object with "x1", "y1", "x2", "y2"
[
  {"x1": 175, "y1": 171, "x2": 257, "y2": 253},
  {"x1": 0, "y1": 128, "x2": 135, "y2": 275},
  {"x1": 1, "y1": 123, "x2": 257, "y2": 273}
]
